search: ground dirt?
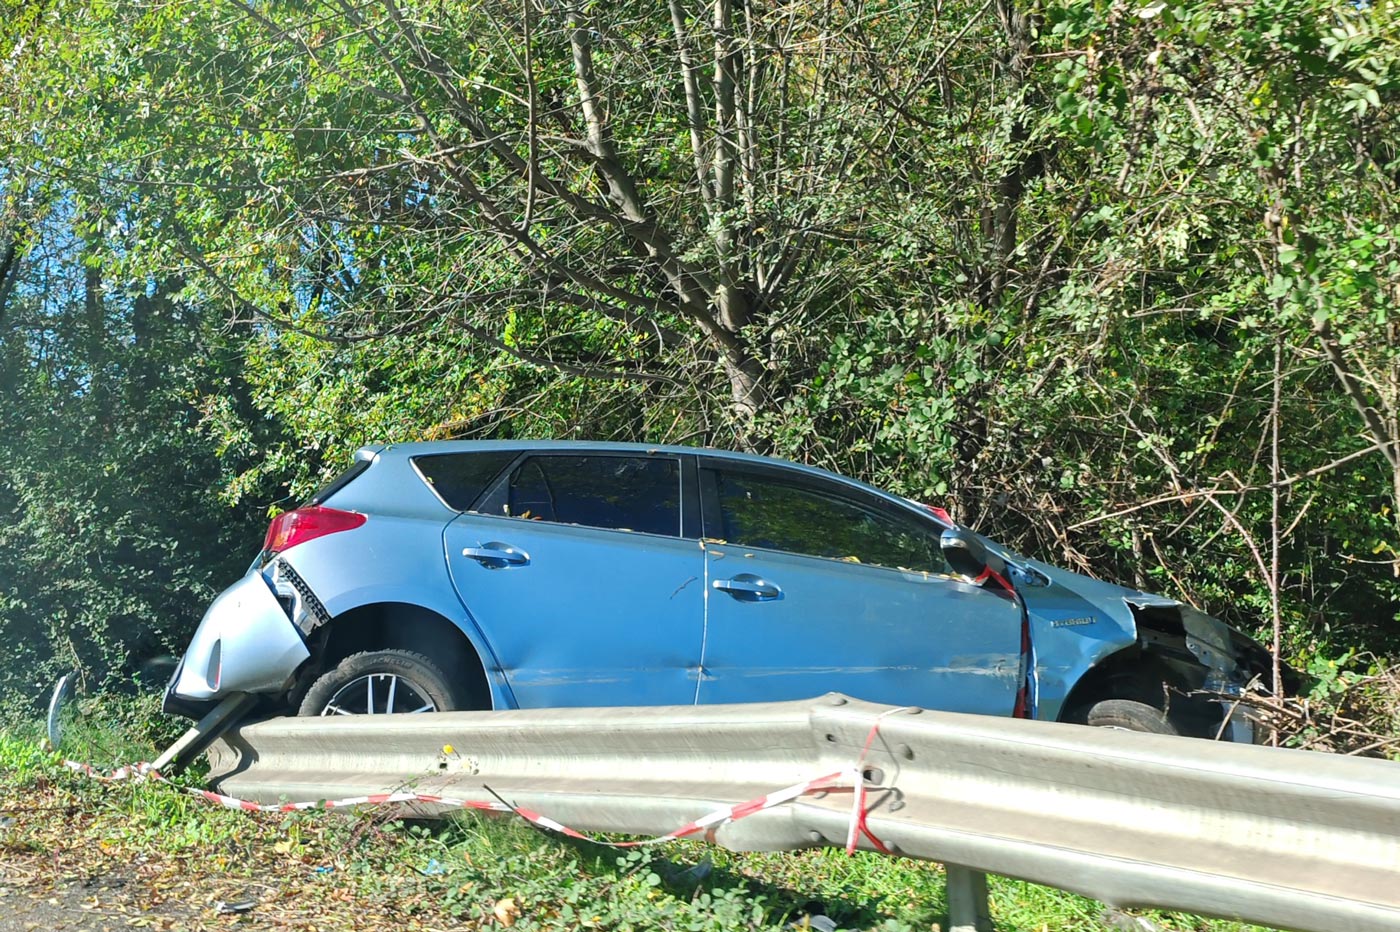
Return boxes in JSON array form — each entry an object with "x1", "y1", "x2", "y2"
[{"x1": 0, "y1": 854, "x2": 207, "y2": 931}]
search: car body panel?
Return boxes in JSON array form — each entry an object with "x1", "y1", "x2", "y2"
[
  {"x1": 444, "y1": 513, "x2": 705, "y2": 707},
  {"x1": 276, "y1": 518, "x2": 517, "y2": 710},
  {"x1": 169, "y1": 570, "x2": 310, "y2": 700},
  {"x1": 164, "y1": 439, "x2": 1277, "y2": 743},
  {"x1": 699, "y1": 542, "x2": 1024, "y2": 712},
  {"x1": 1015, "y1": 562, "x2": 1142, "y2": 721}
]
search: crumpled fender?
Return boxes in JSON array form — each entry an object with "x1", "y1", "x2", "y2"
[{"x1": 1122, "y1": 594, "x2": 1266, "y2": 685}]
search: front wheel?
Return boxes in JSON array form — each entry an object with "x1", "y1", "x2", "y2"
[
  {"x1": 298, "y1": 650, "x2": 465, "y2": 716},
  {"x1": 1073, "y1": 698, "x2": 1180, "y2": 735}
]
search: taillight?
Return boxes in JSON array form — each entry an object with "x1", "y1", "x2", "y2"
[{"x1": 262, "y1": 506, "x2": 367, "y2": 555}]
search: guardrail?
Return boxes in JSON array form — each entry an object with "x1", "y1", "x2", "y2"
[{"x1": 206, "y1": 695, "x2": 1400, "y2": 932}]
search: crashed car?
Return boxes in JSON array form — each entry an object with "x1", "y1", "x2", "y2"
[{"x1": 165, "y1": 441, "x2": 1277, "y2": 739}]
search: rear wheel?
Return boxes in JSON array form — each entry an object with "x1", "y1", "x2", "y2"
[
  {"x1": 1074, "y1": 698, "x2": 1180, "y2": 735},
  {"x1": 298, "y1": 649, "x2": 465, "y2": 716}
]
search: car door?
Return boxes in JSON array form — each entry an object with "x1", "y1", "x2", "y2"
[
  {"x1": 444, "y1": 451, "x2": 704, "y2": 708},
  {"x1": 695, "y1": 461, "x2": 1024, "y2": 713}
]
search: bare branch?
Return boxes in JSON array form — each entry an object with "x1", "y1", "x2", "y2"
[
  {"x1": 452, "y1": 316, "x2": 683, "y2": 388},
  {"x1": 1315, "y1": 320, "x2": 1400, "y2": 471},
  {"x1": 1069, "y1": 440, "x2": 1400, "y2": 531},
  {"x1": 669, "y1": 0, "x2": 716, "y2": 213}
]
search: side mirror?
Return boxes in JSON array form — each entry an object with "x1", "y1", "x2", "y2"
[{"x1": 940, "y1": 527, "x2": 1008, "y2": 583}]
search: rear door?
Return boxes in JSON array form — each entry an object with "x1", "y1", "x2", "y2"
[
  {"x1": 444, "y1": 451, "x2": 704, "y2": 708},
  {"x1": 696, "y1": 461, "x2": 1024, "y2": 713}
]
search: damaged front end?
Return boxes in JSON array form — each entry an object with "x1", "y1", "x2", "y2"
[
  {"x1": 1123, "y1": 595, "x2": 1289, "y2": 742},
  {"x1": 163, "y1": 561, "x2": 327, "y2": 720}
]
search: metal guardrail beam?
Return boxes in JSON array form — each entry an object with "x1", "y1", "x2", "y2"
[{"x1": 207, "y1": 695, "x2": 1400, "y2": 932}]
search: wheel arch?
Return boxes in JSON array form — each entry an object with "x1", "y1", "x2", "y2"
[
  {"x1": 1056, "y1": 639, "x2": 1223, "y2": 737},
  {"x1": 1055, "y1": 645, "x2": 1186, "y2": 722},
  {"x1": 297, "y1": 601, "x2": 496, "y2": 711}
]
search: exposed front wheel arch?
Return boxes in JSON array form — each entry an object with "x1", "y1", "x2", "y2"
[{"x1": 1058, "y1": 647, "x2": 1220, "y2": 738}]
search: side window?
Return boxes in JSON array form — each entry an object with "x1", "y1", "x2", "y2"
[
  {"x1": 412, "y1": 451, "x2": 518, "y2": 511},
  {"x1": 476, "y1": 455, "x2": 681, "y2": 537},
  {"x1": 708, "y1": 469, "x2": 947, "y2": 573}
]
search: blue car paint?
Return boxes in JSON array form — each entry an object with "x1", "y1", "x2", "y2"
[
  {"x1": 169, "y1": 571, "x2": 310, "y2": 700},
  {"x1": 1016, "y1": 561, "x2": 1182, "y2": 721},
  {"x1": 699, "y1": 542, "x2": 1025, "y2": 712},
  {"x1": 444, "y1": 512, "x2": 705, "y2": 707},
  {"x1": 168, "y1": 439, "x2": 1266, "y2": 733},
  {"x1": 272, "y1": 469, "x2": 520, "y2": 710}
]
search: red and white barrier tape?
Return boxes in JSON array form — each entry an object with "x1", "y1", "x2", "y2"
[{"x1": 63, "y1": 710, "x2": 908, "y2": 853}]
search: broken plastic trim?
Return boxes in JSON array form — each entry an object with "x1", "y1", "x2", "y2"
[
  {"x1": 272, "y1": 559, "x2": 332, "y2": 636},
  {"x1": 1123, "y1": 596, "x2": 1243, "y2": 674}
]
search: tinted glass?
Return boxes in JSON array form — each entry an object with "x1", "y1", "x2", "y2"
[
  {"x1": 413, "y1": 451, "x2": 518, "y2": 511},
  {"x1": 477, "y1": 455, "x2": 681, "y2": 537},
  {"x1": 306, "y1": 458, "x2": 372, "y2": 506},
  {"x1": 710, "y1": 469, "x2": 947, "y2": 573}
]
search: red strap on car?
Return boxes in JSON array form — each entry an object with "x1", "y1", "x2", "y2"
[{"x1": 923, "y1": 504, "x2": 955, "y2": 526}]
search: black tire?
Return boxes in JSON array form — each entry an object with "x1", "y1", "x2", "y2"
[
  {"x1": 298, "y1": 649, "x2": 466, "y2": 716},
  {"x1": 1075, "y1": 698, "x2": 1180, "y2": 736}
]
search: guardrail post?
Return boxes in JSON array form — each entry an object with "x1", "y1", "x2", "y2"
[
  {"x1": 945, "y1": 865, "x2": 993, "y2": 932},
  {"x1": 151, "y1": 693, "x2": 256, "y2": 773}
]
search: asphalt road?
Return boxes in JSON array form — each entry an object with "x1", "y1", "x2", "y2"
[{"x1": 0, "y1": 857, "x2": 212, "y2": 932}]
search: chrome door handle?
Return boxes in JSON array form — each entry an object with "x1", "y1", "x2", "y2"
[
  {"x1": 712, "y1": 574, "x2": 782, "y2": 601},
  {"x1": 461, "y1": 543, "x2": 530, "y2": 568}
]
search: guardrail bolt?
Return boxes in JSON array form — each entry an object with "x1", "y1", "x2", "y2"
[
  {"x1": 807, "y1": 830, "x2": 823, "y2": 843},
  {"x1": 827, "y1": 696, "x2": 848, "y2": 706}
]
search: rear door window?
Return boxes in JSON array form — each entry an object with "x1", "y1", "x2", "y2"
[
  {"x1": 412, "y1": 451, "x2": 519, "y2": 511},
  {"x1": 475, "y1": 455, "x2": 682, "y2": 537},
  {"x1": 703, "y1": 467, "x2": 947, "y2": 573}
]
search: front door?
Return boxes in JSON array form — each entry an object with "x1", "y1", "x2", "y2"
[{"x1": 695, "y1": 463, "x2": 1024, "y2": 713}]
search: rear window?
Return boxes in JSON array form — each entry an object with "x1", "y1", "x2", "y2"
[
  {"x1": 412, "y1": 451, "x2": 518, "y2": 511},
  {"x1": 307, "y1": 458, "x2": 372, "y2": 506}
]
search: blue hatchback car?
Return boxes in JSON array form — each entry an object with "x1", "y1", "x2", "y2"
[{"x1": 164, "y1": 441, "x2": 1275, "y2": 739}]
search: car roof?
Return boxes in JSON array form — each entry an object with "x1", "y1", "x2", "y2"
[{"x1": 362, "y1": 440, "x2": 893, "y2": 498}]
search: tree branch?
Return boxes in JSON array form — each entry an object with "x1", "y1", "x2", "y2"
[
  {"x1": 669, "y1": 0, "x2": 716, "y2": 214},
  {"x1": 1315, "y1": 320, "x2": 1400, "y2": 471}
]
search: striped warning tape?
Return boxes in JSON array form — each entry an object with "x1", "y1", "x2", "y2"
[
  {"x1": 64, "y1": 759, "x2": 872, "y2": 850},
  {"x1": 64, "y1": 708, "x2": 908, "y2": 853}
]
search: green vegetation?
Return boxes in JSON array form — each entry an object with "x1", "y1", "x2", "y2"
[
  {"x1": 1, "y1": 0, "x2": 1398, "y2": 711},
  {"x1": 0, "y1": 5, "x2": 1393, "y2": 923},
  {"x1": 0, "y1": 717, "x2": 1275, "y2": 931}
]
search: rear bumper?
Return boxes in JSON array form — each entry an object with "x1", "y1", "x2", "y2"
[{"x1": 163, "y1": 569, "x2": 312, "y2": 719}]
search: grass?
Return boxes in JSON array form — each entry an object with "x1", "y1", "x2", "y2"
[{"x1": 0, "y1": 697, "x2": 1281, "y2": 932}]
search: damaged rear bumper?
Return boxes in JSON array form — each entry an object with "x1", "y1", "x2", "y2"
[{"x1": 162, "y1": 568, "x2": 312, "y2": 719}]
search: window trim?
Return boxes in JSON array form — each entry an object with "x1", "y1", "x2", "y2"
[{"x1": 410, "y1": 450, "x2": 519, "y2": 513}]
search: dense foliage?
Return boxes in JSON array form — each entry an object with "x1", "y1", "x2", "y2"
[{"x1": 1, "y1": 0, "x2": 1397, "y2": 699}]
